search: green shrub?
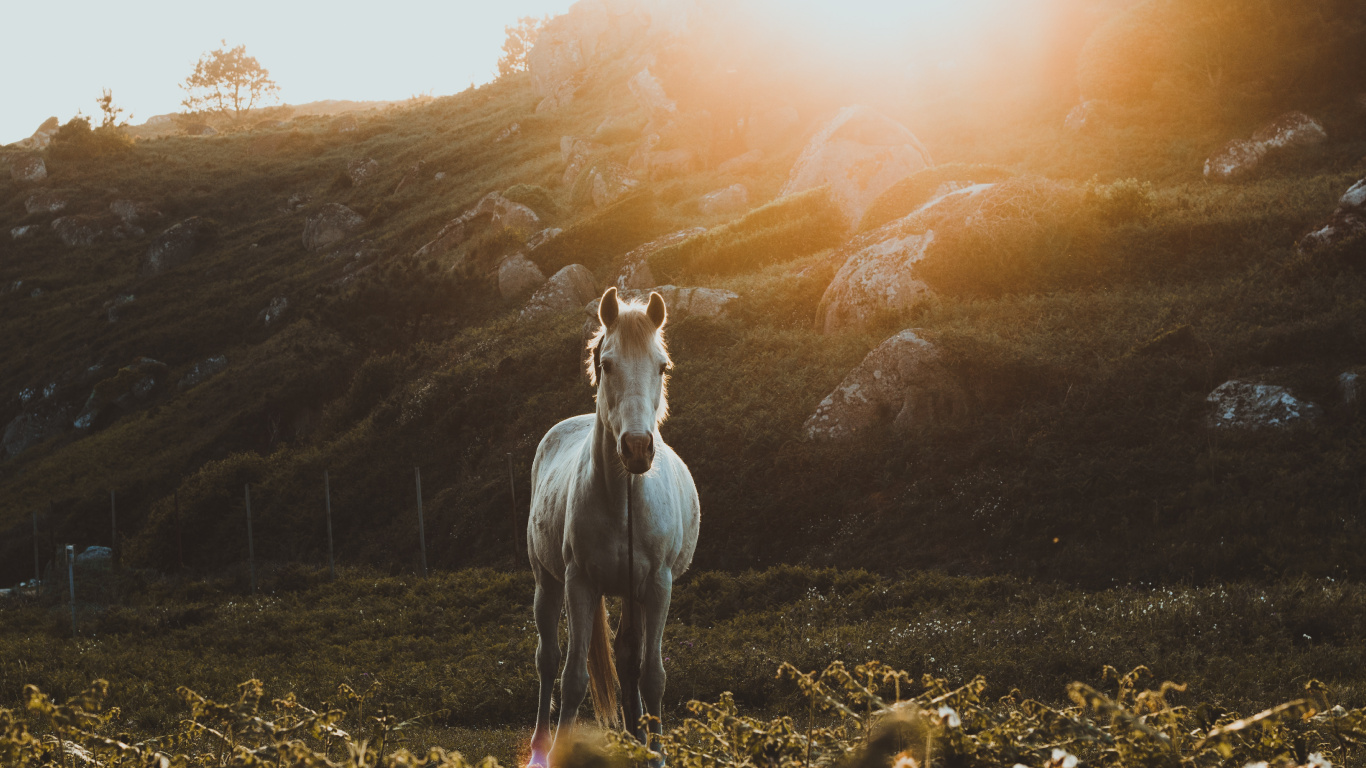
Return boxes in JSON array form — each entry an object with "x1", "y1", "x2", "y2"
[
  {"x1": 528, "y1": 191, "x2": 659, "y2": 276},
  {"x1": 649, "y1": 186, "x2": 846, "y2": 279},
  {"x1": 46, "y1": 117, "x2": 134, "y2": 163},
  {"x1": 502, "y1": 183, "x2": 560, "y2": 222},
  {"x1": 1086, "y1": 177, "x2": 1155, "y2": 224},
  {"x1": 858, "y1": 163, "x2": 1016, "y2": 232}
]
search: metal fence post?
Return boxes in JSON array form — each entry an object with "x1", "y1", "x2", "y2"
[
  {"x1": 245, "y1": 484, "x2": 256, "y2": 595},
  {"x1": 324, "y1": 470, "x2": 336, "y2": 581},
  {"x1": 415, "y1": 467, "x2": 427, "y2": 577}
]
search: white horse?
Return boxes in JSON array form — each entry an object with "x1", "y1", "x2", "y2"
[{"x1": 526, "y1": 288, "x2": 700, "y2": 767}]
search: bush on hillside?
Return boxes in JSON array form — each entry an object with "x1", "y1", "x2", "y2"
[
  {"x1": 649, "y1": 186, "x2": 846, "y2": 279},
  {"x1": 1077, "y1": 0, "x2": 1366, "y2": 118},
  {"x1": 858, "y1": 163, "x2": 1016, "y2": 232},
  {"x1": 528, "y1": 191, "x2": 659, "y2": 276},
  {"x1": 46, "y1": 117, "x2": 134, "y2": 163},
  {"x1": 502, "y1": 183, "x2": 560, "y2": 222}
]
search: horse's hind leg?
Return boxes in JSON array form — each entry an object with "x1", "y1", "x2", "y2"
[
  {"x1": 615, "y1": 596, "x2": 646, "y2": 744},
  {"x1": 529, "y1": 566, "x2": 564, "y2": 768},
  {"x1": 641, "y1": 569, "x2": 674, "y2": 768},
  {"x1": 556, "y1": 564, "x2": 598, "y2": 734}
]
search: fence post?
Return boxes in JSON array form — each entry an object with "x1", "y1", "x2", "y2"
[
  {"x1": 245, "y1": 483, "x2": 256, "y2": 595},
  {"x1": 507, "y1": 452, "x2": 520, "y2": 558},
  {"x1": 32, "y1": 509, "x2": 40, "y2": 586},
  {"x1": 324, "y1": 470, "x2": 336, "y2": 581},
  {"x1": 66, "y1": 544, "x2": 76, "y2": 637},
  {"x1": 110, "y1": 489, "x2": 118, "y2": 568},
  {"x1": 415, "y1": 467, "x2": 427, "y2": 577}
]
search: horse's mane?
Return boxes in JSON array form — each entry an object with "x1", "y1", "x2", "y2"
[{"x1": 586, "y1": 300, "x2": 672, "y2": 423}]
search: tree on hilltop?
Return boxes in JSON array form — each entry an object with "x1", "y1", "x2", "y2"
[
  {"x1": 180, "y1": 41, "x2": 280, "y2": 121},
  {"x1": 497, "y1": 16, "x2": 548, "y2": 77}
]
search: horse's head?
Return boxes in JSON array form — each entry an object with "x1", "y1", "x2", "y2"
[{"x1": 588, "y1": 287, "x2": 671, "y2": 475}]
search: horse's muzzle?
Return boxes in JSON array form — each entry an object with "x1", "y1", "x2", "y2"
[{"x1": 619, "y1": 432, "x2": 654, "y2": 474}]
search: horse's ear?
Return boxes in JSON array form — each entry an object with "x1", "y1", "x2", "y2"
[
  {"x1": 599, "y1": 287, "x2": 619, "y2": 328},
  {"x1": 647, "y1": 291, "x2": 667, "y2": 329}
]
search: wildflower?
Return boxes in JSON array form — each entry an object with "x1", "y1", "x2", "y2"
[
  {"x1": 1307, "y1": 754, "x2": 1332, "y2": 768},
  {"x1": 1050, "y1": 748, "x2": 1078, "y2": 768},
  {"x1": 937, "y1": 705, "x2": 961, "y2": 728}
]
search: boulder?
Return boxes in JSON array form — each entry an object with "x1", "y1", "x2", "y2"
[
  {"x1": 74, "y1": 357, "x2": 168, "y2": 430},
  {"x1": 611, "y1": 227, "x2": 705, "y2": 290},
  {"x1": 1298, "y1": 178, "x2": 1366, "y2": 255},
  {"x1": 10, "y1": 225, "x2": 38, "y2": 240},
  {"x1": 718, "y1": 149, "x2": 764, "y2": 174},
  {"x1": 527, "y1": 227, "x2": 563, "y2": 252},
  {"x1": 24, "y1": 190, "x2": 67, "y2": 215},
  {"x1": 415, "y1": 192, "x2": 541, "y2": 261},
  {"x1": 744, "y1": 103, "x2": 799, "y2": 151},
  {"x1": 699, "y1": 184, "x2": 748, "y2": 215},
  {"x1": 15, "y1": 117, "x2": 60, "y2": 150},
  {"x1": 303, "y1": 204, "x2": 364, "y2": 251},
  {"x1": 259, "y1": 296, "x2": 290, "y2": 326},
  {"x1": 590, "y1": 162, "x2": 639, "y2": 208},
  {"x1": 522, "y1": 264, "x2": 598, "y2": 321},
  {"x1": 11, "y1": 155, "x2": 47, "y2": 182},
  {"x1": 498, "y1": 252, "x2": 547, "y2": 300},
  {"x1": 1205, "y1": 111, "x2": 1326, "y2": 180},
  {"x1": 528, "y1": 1, "x2": 644, "y2": 111},
  {"x1": 815, "y1": 223, "x2": 936, "y2": 335},
  {"x1": 178, "y1": 355, "x2": 228, "y2": 390},
  {"x1": 782, "y1": 105, "x2": 933, "y2": 225},
  {"x1": 804, "y1": 329, "x2": 965, "y2": 441},
  {"x1": 109, "y1": 199, "x2": 161, "y2": 226},
  {"x1": 562, "y1": 136, "x2": 605, "y2": 186},
  {"x1": 347, "y1": 158, "x2": 380, "y2": 186},
  {"x1": 183, "y1": 123, "x2": 217, "y2": 136},
  {"x1": 1206, "y1": 379, "x2": 1319, "y2": 429},
  {"x1": 51, "y1": 215, "x2": 108, "y2": 247},
  {"x1": 628, "y1": 67, "x2": 676, "y2": 115},
  {"x1": 281, "y1": 191, "x2": 312, "y2": 212},
  {"x1": 143, "y1": 217, "x2": 213, "y2": 275}
]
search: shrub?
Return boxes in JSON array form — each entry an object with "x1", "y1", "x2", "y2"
[
  {"x1": 1086, "y1": 177, "x2": 1155, "y2": 224},
  {"x1": 858, "y1": 163, "x2": 1016, "y2": 232},
  {"x1": 502, "y1": 183, "x2": 560, "y2": 222},
  {"x1": 528, "y1": 191, "x2": 659, "y2": 276},
  {"x1": 649, "y1": 186, "x2": 846, "y2": 279},
  {"x1": 46, "y1": 117, "x2": 134, "y2": 163}
]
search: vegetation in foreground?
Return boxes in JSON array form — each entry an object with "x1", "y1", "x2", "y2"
[{"x1": 2, "y1": 566, "x2": 1364, "y2": 765}]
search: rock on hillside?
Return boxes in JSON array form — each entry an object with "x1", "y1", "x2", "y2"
[
  {"x1": 348, "y1": 158, "x2": 380, "y2": 186},
  {"x1": 14, "y1": 117, "x2": 60, "y2": 150},
  {"x1": 1299, "y1": 178, "x2": 1366, "y2": 255},
  {"x1": 304, "y1": 204, "x2": 364, "y2": 251},
  {"x1": 782, "y1": 105, "x2": 933, "y2": 225},
  {"x1": 1206, "y1": 379, "x2": 1319, "y2": 429},
  {"x1": 415, "y1": 191, "x2": 541, "y2": 262},
  {"x1": 498, "y1": 253, "x2": 547, "y2": 300},
  {"x1": 178, "y1": 356, "x2": 228, "y2": 390},
  {"x1": 1205, "y1": 111, "x2": 1326, "y2": 180},
  {"x1": 52, "y1": 216, "x2": 108, "y2": 247},
  {"x1": 25, "y1": 190, "x2": 68, "y2": 215},
  {"x1": 522, "y1": 264, "x2": 598, "y2": 320},
  {"x1": 613, "y1": 227, "x2": 706, "y2": 290},
  {"x1": 816, "y1": 224, "x2": 935, "y2": 335},
  {"x1": 143, "y1": 217, "x2": 213, "y2": 276},
  {"x1": 74, "y1": 358, "x2": 168, "y2": 430},
  {"x1": 10, "y1": 155, "x2": 46, "y2": 182},
  {"x1": 804, "y1": 329, "x2": 965, "y2": 441}
]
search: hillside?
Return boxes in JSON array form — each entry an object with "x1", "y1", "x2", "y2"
[{"x1": 2, "y1": 0, "x2": 1366, "y2": 592}]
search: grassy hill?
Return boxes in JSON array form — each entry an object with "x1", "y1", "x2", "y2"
[{"x1": 1, "y1": 3, "x2": 1365, "y2": 595}]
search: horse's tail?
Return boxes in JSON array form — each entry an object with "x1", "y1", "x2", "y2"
[{"x1": 587, "y1": 596, "x2": 621, "y2": 729}]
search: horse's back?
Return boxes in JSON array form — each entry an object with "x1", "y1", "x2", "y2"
[{"x1": 528, "y1": 414, "x2": 595, "y2": 579}]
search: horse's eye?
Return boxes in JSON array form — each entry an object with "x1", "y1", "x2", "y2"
[
  {"x1": 600, "y1": 360, "x2": 613, "y2": 375},
  {"x1": 659, "y1": 363, "x2": 668, "y2": 375}
]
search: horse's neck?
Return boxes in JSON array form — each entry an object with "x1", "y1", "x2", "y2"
[{"x1": 589, "y1": 406, "x2": 629, "y2": 510}]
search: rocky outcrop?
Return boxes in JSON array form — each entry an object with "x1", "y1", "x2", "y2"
[
  {"x1": 522, "y1": 264, "x2": 598, "y2": 320},
  {"x1": 498, "y1": 252, "x2": 547, "y2": 300},
  {"x1": 52, "y1": 216, "x2": 109, "y2": 247},
  {"x1": 74, "y1": 358, "x2": 168, "y2": 430},
  {"x1": 1298, "y1": 178, "x2": 1366, "y2": 255},
  {"x1": 629, "y1": 67, "x2": 676, "y2": 115},
  {"x1": 10, "y1": 225, "x2": 38, "y2": 240},
  {"x1": 530, "y1": 1, "x2": 647, "y2": 112},
  {"x1": 24, "y1": 190, "x2": 67, "y2": 215},
  {"x1": 781, "y1": 105, "x2": 933, "y2": 225},
  {"x1": 110, "y1": 199, "x2": 161, "y2": 227},
  {"x1": 304, "y1": 204, "x2": 364, "y2": 251},
  {"x1": 804, "y1": 330, "x2": 965, "y2": 441},
  {"x1": 562, "y1": 136, "x2": 605, "y2": 186},
  {"x1": 259, "y1": 296, "x2": 289, "y2": 326},
  {"x1": 143, "y1": 217, "x2": 213, "y2": 275},
  {"x1": 178, "y1": 356, "x2": 228, "y2": 390},
  {"x1": 699, "y1": 184, "x2": 748, "y2": 215},
  {"x1": 15, "y1": 117, "x2": 60, "y2": 150},
  {"x1": 347, "y1": 158, "x2": 380, "y2": 186},
  {"x1": 11, "y1": 155, "x2": 47, "y2": 182},
  {"x1": 1206, "y1": 379, "x2": 1319, "y2": 429},
  {"x1": 815, "y1": 223, "x2": 935, "y2": 335},
  {"x1": 414, "y1": 192, "x2": 542, "y2": 261},
  {"x1": 526, "y1": 227, "x2": 562, "y2": 252},
  {"x1": 1204, "y1": 111, "x2": 1326, "y2": 180},
  {"x1": 590, "y1": 162, "x2": 639, "y2": 208},
  {"x1": 612, "y1": 227, "x2": 705, "y2": 290}
]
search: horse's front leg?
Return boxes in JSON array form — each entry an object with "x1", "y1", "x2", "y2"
[
  {"x1": 615, "y1": 593, "x2": 646, "y2": 744},
  {"x1": 529, "y1": 566, "x2": 564, "y2": 768},
  {"x1": 641, "y1": 568, "x2": 673, "y2": 768},
  {"x1": 554, "y1": 565, "x2": 599, "y2": 739}
]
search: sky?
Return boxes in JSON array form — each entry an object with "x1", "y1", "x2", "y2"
[{"x1": 0, "y1": 0, "x2": 1027, "y2": 146}]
